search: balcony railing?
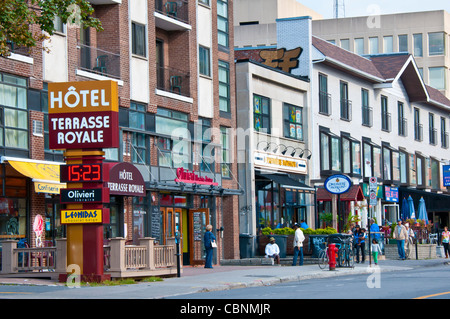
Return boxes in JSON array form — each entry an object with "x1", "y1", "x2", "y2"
[
  {"x1": 155, "y1": 0, "x2": 189, "y2": 25},
  {"x1": 362, "y1": 106, "x2": 373, "y2": 127},
  {"x1": 5, "y1": 40, "x2": 30, "y2": 56},
  {"x1": 381, "y1": 112, "x2": 391, "y2": 132},
  {"x1": 319, "y1": 91, "x2": 331, "y2": 115},
  {"x1": 415, "y1": 123, "x2": 423, "y2": 141},
  {"x1": 77, "y1": 43, "x2": 121, "y2": 79},
  {"x1": 340, "y1": 99, "x2": 352, "y2": 121},
  {"x1": 429, "y1": 128, "x2": 437, "y2": 145},
  {"x1": 156, "y1": 64, "x2": 191, "y2": 97},
  {"x1": 398, "y1": 117, "x2": 408, "y2": 137},
  {"x1": 442, "y1": 131, "x2": 449, "y2": 148}
]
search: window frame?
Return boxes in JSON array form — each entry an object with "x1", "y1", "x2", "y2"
[
  {"x1": 217, "y1": 0, "x2": 229, "y2": 48},
  {"x1": 253, "y1": 94, "x2": 271, "y2": 134},
  {"x1": 319, "y1": 128, "x2": 341, "y2": 174},
  {"x1": 283, "y1": 103, "x2": 303, "y2": 141},
  {"x1": 319, "y1": 73, "x2": 331, "y2": 115},
  {"x1": 218, "y1": 60, "x2": 230, "y2": 113},
  {"x1": 199, "y1": 46, "x2": 211, "y2": 77},
  {"x1": 341, "y1": 133, "x2": 361, "y2": 177},
  {"x1": 131, "y1": 21, "x2": 146, "y2": 57}
]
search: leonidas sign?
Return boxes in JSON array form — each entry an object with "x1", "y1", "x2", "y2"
[{"x1": 48, "y1": 80, "x2": 119, "y2": 149}]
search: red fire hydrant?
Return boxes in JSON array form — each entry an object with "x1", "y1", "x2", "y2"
[{"x1": 328, "y1": 243, "x2": 338, "y2": 270}]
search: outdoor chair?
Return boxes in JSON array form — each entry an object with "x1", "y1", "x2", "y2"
[
  {"x1": 165, "y1": 2, "x2": 178, "y2": 17},
  {"x1": 93, "y1": 55, "x2": 108, "y2": 75},
  {"x1": 170, "y1": 75, "x2": 182, "y2": 93}
]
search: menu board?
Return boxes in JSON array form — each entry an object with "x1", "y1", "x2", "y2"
[
  {"x1": 150, "y1": 207, "x2": 161, "y2": 243},
  {"x1": 193, "y1": 212, "x2": 202, "y2": 241}
]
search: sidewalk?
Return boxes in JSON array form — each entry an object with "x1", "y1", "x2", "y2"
[{"x1": 0, "y1": 258, "x2": 446, "y2": 299}]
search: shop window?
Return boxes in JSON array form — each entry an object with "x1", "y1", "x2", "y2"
[
  {"x1": 429, "y1": 32, "x2": 445, "y2": 56},
  {"x1": 0, "y1": 73, "x2": 28, "y2": 151},
  {"x1": 363, "y1": 139, "x2": 381, "y2": 179},
  {"x1": 283, "y1": 103, "x2": 303, "y2": 140},
  {"x1": 342, "y1": 134, "x2": 361, "y2": 176},
  {"x1": 320, "y1": 129, "x2": 340, "y2": 174},
  {"x1": 0, "y1": 197, "x2": 27, "y2": 240},
  {"x1": 253, "y1": 94, "x2": 270, "y2": 133}
]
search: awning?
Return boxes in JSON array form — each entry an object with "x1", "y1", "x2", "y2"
[
  {"x1": 317, "y1": 185, "x2": 364, "y2": 202},
  {"x1": 1, "y1": 157, "x2": 66, "y2": 194},
  {"x1": 258, "y1": 172, "x2": 316, "y2": 193}
]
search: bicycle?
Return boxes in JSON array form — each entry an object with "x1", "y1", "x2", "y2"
[
  {"x1": 317, "y1": 243, "x2": 329, "y2": 269},
  {"x1": 337, "y1": 238, "x2": 354, "y2": 268}
]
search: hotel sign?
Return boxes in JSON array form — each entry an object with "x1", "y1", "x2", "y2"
[
  {"x1": 48, "y1": 80, "x2": 119, "y2": 150},
  {"x1": 254, "y1": 151, "x2": 307, "y2": 174}
]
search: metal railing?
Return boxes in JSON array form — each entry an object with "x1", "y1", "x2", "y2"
[
  {"x1": 442, "y1": 131, "x2": 449, "y2": 148},
  {"x1": 340, "y1": 99, "x2": 352, "y2": 121},
  {"x1": 77, "y1": 43, "x2": 121, "y2": 79},
  {"x1": 155, "y1": 0, "x2": 190, "y2": 24},
  {"x1": 429, "y1": 128, "x2": 437, "y2": 145},
  {"x1": 362, "y1": 106, "x2": 373, "y2": 127},
  {"x1": 414, "y1": 123, "x2": 423, "y2": 141},
  {"x1": 381, "y1": 112, "x2": 391, "y2": 132},
  {"x1": 398, "y1": 117, "x2": 408, "y2": 136},
  {"x1": 5, "y1": 41, "x2": 31, "y2": 56},
  {"x1": 156, "y1": 64, "x2": 191, "y2": 97},
  {"x1": 319, "y1": 92, "x2": 331, "y2": 115}
]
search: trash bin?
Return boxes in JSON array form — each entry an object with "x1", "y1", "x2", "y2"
[
  {"x1": 272, "y1": 235, "x2": 287, "y2": 258},
  {"x1": 239, "y1": 234, "x2": 255, "y2": 259},
  {"x1": 309, "y1": 234, "x2": 329, "y2": 258}
]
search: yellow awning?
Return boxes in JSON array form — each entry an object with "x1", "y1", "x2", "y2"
[{"x1": 1, "y1": 157, "x2": 66, "y2": 194}]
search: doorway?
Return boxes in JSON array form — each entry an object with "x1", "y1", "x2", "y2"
[{"x1": 189, "y1": 208, "x2": 210, "y2": 265}]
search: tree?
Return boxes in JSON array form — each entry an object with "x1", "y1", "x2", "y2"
[{"x1": 0, "y1": 0, "x2": 103, "y2": 57}]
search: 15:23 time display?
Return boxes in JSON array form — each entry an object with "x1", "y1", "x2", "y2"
[{"x1": 60, "y1": 164, "x2": 103, "y2": 182}]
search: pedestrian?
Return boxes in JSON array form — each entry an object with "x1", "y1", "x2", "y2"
[
  {"x1": 292, "y1": 223, "x2": 305, "y2": 266},
  {"x1": 369, "y1": 218, "x2": 381, "y2": 248},
  {"x1": 442, "y1": 226, "x2": 450, "y2": 259},
  {"x1": 299, "y1": 220, "x2": 309, "y2": 229},
  {"x1": 204, "y1": 224, "x2": 216, "y2": 268},
  {"x1": 355, "y1": 227, "x2": 366, "y2": 263},
  {"x1": 393, "y1": 219, "x2": 408, "y2": 260},
  {"x1": 371, "y1": 239, "x2": 382, "y2": 265},
  {"x1": 265, "y1": 237, "x2": 280, "y2": 264}
]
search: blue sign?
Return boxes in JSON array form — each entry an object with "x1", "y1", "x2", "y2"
[
  {"x1": 324, "y1": 174, "x2": 352, "y2": 194},
  {"x1": 444, "y1": 165, "x2": 450, "y2": 187},
  {"x1": 384, "y1": 186, "x2": 399, "y2": 202}
]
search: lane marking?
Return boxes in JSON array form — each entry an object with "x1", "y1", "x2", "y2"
[{"x1": 414, "y1": 291, "x2": 450, "y2": 299}]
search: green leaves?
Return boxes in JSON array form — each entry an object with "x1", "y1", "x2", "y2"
[{"x1": 0, "y1": 0, "x2": 103, "y2": 57}]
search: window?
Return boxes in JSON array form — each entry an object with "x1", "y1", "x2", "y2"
[
  {"x1": 441, "y1": 117, "x2": 449, "y2": 148},
  {"x1": 283, "y1": 103, "x2": 303, "y2": 140},
  {"x1": 382, "y1": 144, "x2": 400, "y2": 182},
  {"x1": 217, "y1": 0, "x2": 229, "y2": 47},
  {"x1": 430, "y1": 158, "x2": 440, "y2": 190},
  {"x1": 155, "y1": 108, "x2": 190, "y2": 168},
  {"x1": 413, "y1": 34, "x2": 423, "y2": 57},
  {"x1": 340, "y1": 39, "x2": 350, "y2": 51},
  {"x1": 132, "y1": 22, "x2": 146, "y2": 57},
  {"x1": 342, "y1": 134, "x2": 361, "y2": 176},
  {"x1": 363, "y1": 139, "x2": 381, "y2": 179},
  {"x1": 253, "y1": 94, "x2": 270, "y2": 133},
  {"x1": 219, "y1": 60, "x2": 230, "y2": 112},
  {"x1": 383, "y1": 36, "x2": 393, "y2": 53},
  {"x1": 398, "y1": 101, "x2": 407, "y2": 136},
  {"x1": 409, "y1": 153, "x2": 417, "y2": 185},
  {"x1": 369, "y1": 37, "x2": 378, "y2": 54},
  {"x1": 361, "y1": 89, "x2": 372, "y2": 126},
  {"x1": 399, "y1": 150, "x2": 408, "y2": 184},
  {"x1": 53, "y1": 16, "x2": 65, "y2": 33},
  {"x1": 429, "y1": 32, "x2": 445, "y2": 56},
  {"x1": 0, "y1": 73, "x2": 28, "y2": 150},
  {"x1": 131, "y1": 132, "x2": 147, "y2": 164},
  {"x1": 354, "y1": 38, "x2": 364, "y2": 55},
  {"x1": 414, "y1": 108, "x2": 422, "y2": 141},
  {"x1": 381, "y1": 95, "x2": 391, "y2": 132},
  {"x1": 429, "y1": 113, "x2": 437, "y2": 145},
  {"x1": 129, "y1": 102, "x2": 146, "y2": 131},
  {"x1": 199, "y1": 0, "x2": 210, "y2": 5},
  {"x1": 429, "y1": 67, "x2": 446, "y2": 90},
  {"x1": 398, "y1": 34, "x2": 408, "y2": 52},
  {"x1": 340, "y1": 81, "x2": 351, "y2": 121},
  {"x1": 416, "y1": 155, "x2": 424, "y2": 187},
  {"x1": 194, "y1": 118, "x2": 214, "y2": 172},
  {"x1": 319, "y1": 74, "x2": 330, "y2": 115},
  {"x1": 199, "y1": 46, "x2": 211, "y2": 76},
  {"x1": 320, "y1": 129, "x2": 341, "y2": 173},
  {"x1": 220, "y1": 127, "x2": 231, "y2": 178}
]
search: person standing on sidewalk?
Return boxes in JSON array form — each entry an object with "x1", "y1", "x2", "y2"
[
  {"x1": 371, "y1": 239, "x2": 382, "y2": 265},
  {"x1": 292, "y1": 223, "x2": 305, "y2": 266},
  {"x1": 441, "y1": 226, "x2": 450, "y2": 258},
  {"x1": 355, "y1": 227, "x2": 366, "y2": 263},
  {"x1": 204, "y1": 224, "x2": 216, "y2": 268},
  {"x1": 393, "y1": 219, "x2": 408, "y2": 260}
]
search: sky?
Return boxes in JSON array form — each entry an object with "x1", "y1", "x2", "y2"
[{"x1": 298, "y1": 0, "x2": 450, "y2": 19}]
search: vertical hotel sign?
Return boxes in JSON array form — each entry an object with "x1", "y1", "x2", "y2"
[{"x1": 48, "y1": 80, "x2": 119, "y2": 149}]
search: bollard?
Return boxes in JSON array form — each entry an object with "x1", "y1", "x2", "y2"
[{"x1": 328, "y1": 243, "x2": 338, "y2": 271}]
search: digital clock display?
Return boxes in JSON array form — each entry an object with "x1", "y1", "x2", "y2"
[{"x1": 60, "y1": 164, "x2": 103, "y2": 183}]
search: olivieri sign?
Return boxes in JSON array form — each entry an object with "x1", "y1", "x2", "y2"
[{"x1": 48, "y1": 80, "x2": 119, "y2": 149}]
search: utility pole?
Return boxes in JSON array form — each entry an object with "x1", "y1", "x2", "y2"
[{"x1": 333, "y1": 0, "x2": 345, "y2": 19}]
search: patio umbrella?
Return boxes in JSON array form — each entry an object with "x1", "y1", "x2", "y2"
[
  {"x1": 417, "y1": 197, "x2": 428, "y2": 224},
  {"x1": 407, "y1": 195, "x2": 416, "y2": 220},
  {"x1": 401, "y1": 197, "x2": 409, "y2": 221}
]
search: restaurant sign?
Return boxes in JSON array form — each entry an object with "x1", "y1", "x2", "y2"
[
  {"x1": 48, "y1": 80, "x2": 119, "y2": 150},
  {"x1": 175, "y1": 168, "x2": 218, "y2": 186},
  {"x1": 254, "y1": 151, "x2": 307, "y2": 174},
  {"x1": 324, "y1": 174, "x2": 352, "y2": 195}
]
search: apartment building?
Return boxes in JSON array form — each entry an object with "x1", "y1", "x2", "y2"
[
  {"x1": 234, "y1": 9, "x2": 450, "y2": 231},
  {"x1": 312, "y1": 10, "x2": 450, "y2": 99},
  {"x1": 0, "y1": 0, "x2": 240, "y2": 266}
]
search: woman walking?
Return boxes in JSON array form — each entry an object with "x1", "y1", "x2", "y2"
[
  {"x1": 442, "y1": 226, "x2": 450, "y2": 259},
  {"x1": 204, "y1": 224, "x2": 216, "y2": 268}
]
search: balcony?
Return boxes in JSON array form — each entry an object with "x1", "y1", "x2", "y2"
[
  {"x1": 319, "y1": 91, "x2": 331, "y2": 116},
  {"x1": 77, "y1": 43, "x2": 121, "y2": 80},
  {"x1": 156, "y1": 64, "x2": 191, "y2": 98},
  {"x1": 362, "y1": 106, "x2": 373, "y2": 127},
  {"x1": 442, "y1": 131, "x2": 449, "y2": 148},
  {"x1": 429, "y1": 128, "x2": 437, "y2": 145},
  {"x1": 340, "y1": 99, "x2": 352, "y2": 121},
  {"x1": 414, "y1": 123, "x2": 423, "y2": 141},
  {"x1": 398, "y1": 117, "x2": 408, "y2": 137},
  {"x1": 381, "y1": 112, "x2": 391, "y2": 132},
  {"x1": 154, "y1": 0, "x2": 191, "y2": 31}
]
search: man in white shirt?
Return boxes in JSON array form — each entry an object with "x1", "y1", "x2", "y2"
[
  {"x1": 292, "y1": 223, "x2": 305, "y2": 266},
  {"x1": 265, "y1": 237, "x2": 280, "y2": 264}
]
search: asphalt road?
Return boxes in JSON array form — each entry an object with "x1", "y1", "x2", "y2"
[{"x1": 168, "y1": 263, "x2": 450, "y2": 299}]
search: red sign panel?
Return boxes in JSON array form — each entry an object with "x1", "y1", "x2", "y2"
[{"x1": 175, "y1": 168, "x2": 218, "y2": 186}]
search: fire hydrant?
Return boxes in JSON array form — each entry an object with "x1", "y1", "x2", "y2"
[{"x1": 328, "y1": 243, "x2": 339, "y2": 270}]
